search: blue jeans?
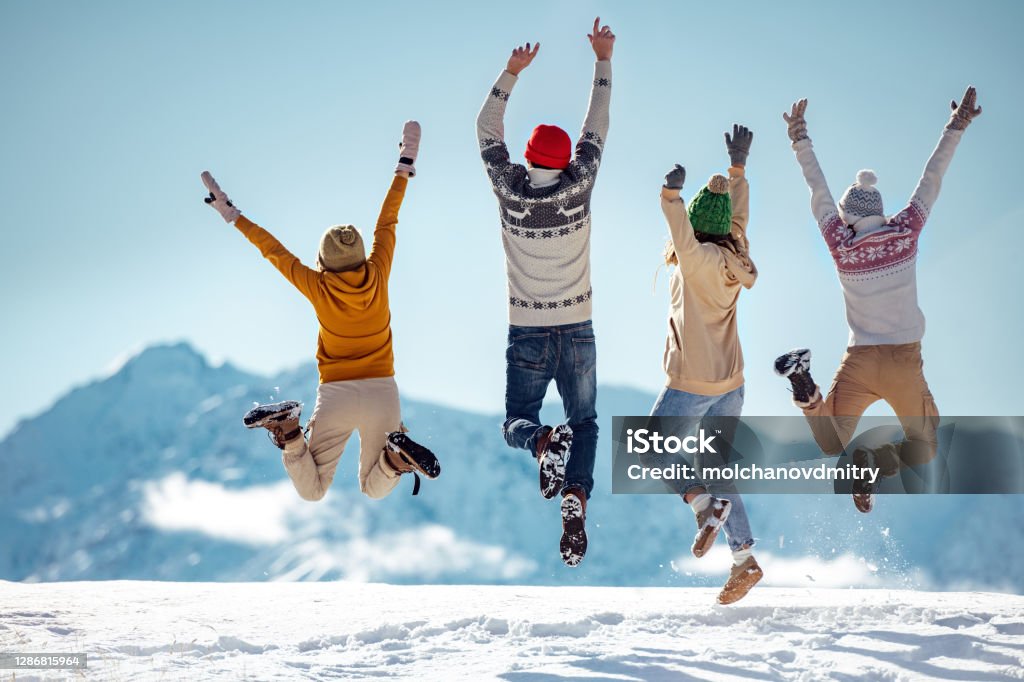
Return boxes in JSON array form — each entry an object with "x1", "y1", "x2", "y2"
[
  {"x1": 648, "y1": 385, "x2": 754, "y2": 551},
  {"x1": 503, "y1": 322, "x2": 598, "y2": 498}
]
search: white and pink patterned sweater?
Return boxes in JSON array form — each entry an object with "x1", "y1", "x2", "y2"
[{"x1": 793, "y1": 127, "x2": 963, "y2": 346}]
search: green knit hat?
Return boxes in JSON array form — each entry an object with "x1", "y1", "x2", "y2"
[{"x1": 688, "y1": 174, "x2": 732, "y2": 236}]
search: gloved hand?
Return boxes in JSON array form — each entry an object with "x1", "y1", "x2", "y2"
[
  {"x1": 725, "y1": 123, "x2": 753, "y2": 167},
  {"x1": 783, "y1": 99, "x2": 809, "y2": 143},
  {"x1": 664, "y1": 164, "x2": 685, "y2": 190},
  {"x1": 396, "y1": 120, "x2": 421, "y2": 177},
  {"x1": 947, "y1": 85, "x2": 982, "y2": 131},
  {"x1": 201, "y1": 171, "x2": 241, "y2": 223}
]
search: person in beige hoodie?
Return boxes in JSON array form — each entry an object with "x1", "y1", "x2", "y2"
[{"x1": 644, "y1": 125, "x2": 761, "y2": 604}]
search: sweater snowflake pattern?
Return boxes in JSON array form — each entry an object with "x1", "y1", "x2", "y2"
[
  {"x1": 477, "y1": 61, "x2": 611, "y2": 326},
  {"x1": 793, "y1": 127, "x2": 963, "y2": 345}
]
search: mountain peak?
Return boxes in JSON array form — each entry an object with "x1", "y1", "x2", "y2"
[{"x1": 112, "y1": 341, "x2": 209, "y2": 377}]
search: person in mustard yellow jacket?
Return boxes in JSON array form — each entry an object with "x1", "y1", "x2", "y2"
[{"x1": 201, "y1": 121, "x2": 440, "y2": 501}]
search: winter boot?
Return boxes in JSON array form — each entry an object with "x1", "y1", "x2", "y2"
[
  {"x1": 535, "y1": 424, "x2": 573, "y2": 500},
  {"x1": 560, "y1": 486, "x2": 588, "y2": 567},
  {"x1": 242, "y1": 400, "x2": 303, "y2": 449},
  {"x1": 384, "y1": 430, "x2": 441, "y2": 495},
  {"x1": 718, "y1": 556, "x2": 764, "y2": 605},
  {"x1": 851, "y1": 444, "x2": 900, "y2": 513},
  {"x1": 692, "y1": 497, "x2": 732, "y2": 558},
  {"x1": 774, "y1": 348, "x2": 820, "y2": 405}
]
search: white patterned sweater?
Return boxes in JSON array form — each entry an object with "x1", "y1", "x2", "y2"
[
  {"x1": 477, "y1": 61, "x2": 611, "y2": 326},
  {"x1": 793, "y1": 127, "x2": 963, "y2": 345}
]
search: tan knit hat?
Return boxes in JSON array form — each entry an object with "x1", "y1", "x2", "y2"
[{"x1": 317, "y1": 224, "x2": 365, "y2": 273}]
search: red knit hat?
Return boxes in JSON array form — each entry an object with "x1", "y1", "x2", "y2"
[{"x1": 525, "y1": 125, "x2": 571, "y2": 169}]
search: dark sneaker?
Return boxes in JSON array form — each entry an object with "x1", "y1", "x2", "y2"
[
  {"x1": 692, "y1": 497, "x2": 732, "y2": 558},
  {"x1": 559, "y1": 488, "x2": 588, "y2": 567},
  {"x1": 718, "y1": 556, "x2": 764, "y2": 605},
  {"x1": 536, "y1": 424, "x2": 572, "y2": 500},
  {"x1": 851, "y1": 447, "x2": 876, "y2": 513},
  {"x1": 242, "y1": 400, "x2": 302, "y2": 449},
  {"x1": 774, "y1": 348, "x2": 819, "y2": 405},
  {"x1": 384, "y1": 431, "x2": 441, "y2": 496}
]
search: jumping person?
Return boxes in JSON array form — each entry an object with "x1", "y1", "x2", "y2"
[
  {"x1": 774, "y1": 88, "x2": 982, "y2": 513},
  {"x1": 647, "y1": 125, "x2": 762, "y2": 604},
  {"x1": 476, "y1": 18, "x2": 614, "y2": 566},
  {"x1": 201, "y1": 121, "x2": 441, "y2": 502}
]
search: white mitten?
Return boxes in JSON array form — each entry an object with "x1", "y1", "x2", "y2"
[
  {"x1": 396, "y1": 120, "x2": 421, "y2": 177},
  {"x1": 201, "y1": 171, "x2": 241, "y2": 223}
]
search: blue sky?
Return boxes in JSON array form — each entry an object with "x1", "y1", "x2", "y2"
[{"x1": 2, "y1": 0, "x2": 1022, "y2": 438}]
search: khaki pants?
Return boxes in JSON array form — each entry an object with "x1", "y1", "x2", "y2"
[
  {"x1": 803, "y1": 342, "x2": 940, "y2": 466},
  {"x1": 282, "y1": 377, "x2": 403, "y2": 501}
]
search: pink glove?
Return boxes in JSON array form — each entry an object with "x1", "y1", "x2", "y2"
[
  {"x1": 396, "y1": 121, "x2": 421, "y2": 177},
  {"x1": 201, "y1": 171, "x2": 241, "y2": 223}
]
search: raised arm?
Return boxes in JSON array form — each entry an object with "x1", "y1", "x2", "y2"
[
  {"x1": 201, "y1": 171, "x2": 319, "y2": 302},
  {"x1": 784, "y1": 99, "x2": 849, "y2": 257},
  {"x1": 661, "y1": 165, "x2": 713, "y2": 273},
  {"x1": 895, "y1": 86, "x2": 982, "y2": 233},
  {"x1": 367, "y1": 175, "x2": 407, "y2": 279},
  {"x1": 571, "y1": 18, "x2": 614, "y2": 174},
  {"x1": 476, "y1": 42, "x2": 538, "y2": 180},
  {"x1": 724, "y1": 124, "x2": 753, "y2": 246},
  {"x1": 367, "y1": 122, "x2": 420, "y2": 278}
]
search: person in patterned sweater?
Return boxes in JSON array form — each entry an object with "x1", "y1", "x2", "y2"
[
  {"x1": 476, "y1": 17, "x2": 614, "y2": 567},
  {"x1": 774, "y1": 88, "x2": 982, "y2": 513}
]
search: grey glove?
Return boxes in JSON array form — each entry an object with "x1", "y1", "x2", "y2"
[
  {"x1": 783, "y1": 99, "x2": 809, "y2": 143},
  {"x1": 947, "y1": 85, "x2": 982, "y2": 131},
  {"x1": 664, "y1": 164, "x2": 685, "y2": 190},
  {"x1": 725, "y1": 123, "x2": 753, "y2": 167},
  {"x1": 396, "y1": 120, "x2": 421, "y2": 176},
  {"x1": 201, "y1": 171, "x2": 241, "y2": 223}
]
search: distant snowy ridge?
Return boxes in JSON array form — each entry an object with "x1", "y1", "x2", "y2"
[
  {"x1": 2, "y1": 582, "x2": 1022, "y2": 681},
  {"x1": 1, "y1": 342, "x2": 1023, "y2": 591}
]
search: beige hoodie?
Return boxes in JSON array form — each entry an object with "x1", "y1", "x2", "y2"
[{"x1": 660, "y1": 167, "x2": 757, "y2": 395}]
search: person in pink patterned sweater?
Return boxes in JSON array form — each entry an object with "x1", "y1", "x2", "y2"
[{"x1": 774, "y1": 87, "x2": 982, "y2": 513}]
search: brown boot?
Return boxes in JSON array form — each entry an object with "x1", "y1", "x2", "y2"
[
  {"x1": 559, "y1": 486, "x2": 588, "y2": 567},
  {"x1": 691, "y1": 497, "x2": 732, "y2": 558},
  {"x1": 242, "y1": 401, "x2": 303, "y2": 449},
  {"x1": 383, "y1": 431, "x2": 441, "y2": 495},
  {"x1": 717, "y1": 556, "x2": 763, "y2": 605}
]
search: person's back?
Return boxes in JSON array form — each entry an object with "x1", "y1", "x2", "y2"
[{"x1": 477, "y1": 40, "x2": 610, "y2": 325}]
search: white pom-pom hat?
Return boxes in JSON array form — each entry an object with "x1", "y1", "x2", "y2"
[{"x1": 838, "y1": 169, "x2": 885, "y2": 228}]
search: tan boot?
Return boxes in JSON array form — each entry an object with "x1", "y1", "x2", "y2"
[{"x1": 717, "y1": 556, "x2": 763, "y2": 605}]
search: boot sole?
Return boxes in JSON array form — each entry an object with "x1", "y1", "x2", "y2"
[
  {"x1": 560, "y1": 494, "x2": 587, "y2": 567},
  {"x1": 774, "y1": 349, "x2": 811, "y2": 377},
  {"x1": 540, "y1": 425, "x2": 572, "y2": 500},
  {"x1": 243, "y1": 401, "x2": 302, "y2": 428},
  {"x1": 387, "y1": 433, "x2": 441, "y2": 479},
  {"x1": 718, "y1": 565, "x2": 764, "y2": 605},
  {"x1": 692, "y1": 499, "x2": 732, "y2": 558}
]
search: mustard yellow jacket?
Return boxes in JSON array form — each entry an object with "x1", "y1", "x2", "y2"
[{"x1": 234, "y1": 176, "x2": 407, "y2": 383}]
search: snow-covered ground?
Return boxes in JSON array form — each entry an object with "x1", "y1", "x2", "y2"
[{"x1": 2, "y1": 582, "x2": 1022, "y2": 681}]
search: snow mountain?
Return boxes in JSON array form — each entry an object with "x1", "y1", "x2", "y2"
[{"x1": 1, "y1": 342, "x2": 1021, "y2": 591}]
